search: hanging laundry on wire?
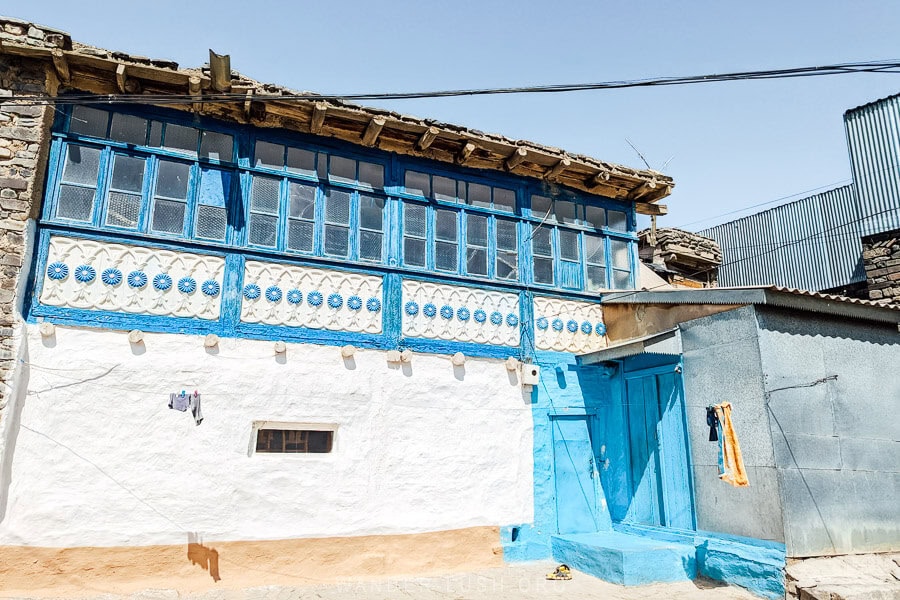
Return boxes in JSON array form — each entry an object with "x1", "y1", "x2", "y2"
[{"x1": 169, "y1": 390, "x2": 203, "y2": 425}]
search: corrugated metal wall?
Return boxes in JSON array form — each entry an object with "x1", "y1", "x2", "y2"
[
  {"x1": 845, "y1": 93, "x2": 900, "y2": 237},
  {"x1": 700, "y1": 184, "x2": 863, "y2": 290},
  {"x1": 699, "y1": 92, "x2": 900, "y2": 292}
]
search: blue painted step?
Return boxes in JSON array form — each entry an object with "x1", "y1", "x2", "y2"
[{"x1": 551, "y1": 531, "x2": 697, "y2": 586}]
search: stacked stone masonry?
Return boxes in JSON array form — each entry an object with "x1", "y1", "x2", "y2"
[
  {"x1": 862, "y1": 230, "x2": 900, "y2": 302},
  {"x1": 0, "y1": 40, "x2": 52, "y2": 410}
]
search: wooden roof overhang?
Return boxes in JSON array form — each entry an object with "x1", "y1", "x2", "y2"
[{"x1": 1, "y1": 38, "x2": 673, "y2": 215}]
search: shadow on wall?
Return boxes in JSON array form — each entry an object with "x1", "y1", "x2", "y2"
[{"x1": 187, "y1": 533, "x2": 221, "y2": 582}]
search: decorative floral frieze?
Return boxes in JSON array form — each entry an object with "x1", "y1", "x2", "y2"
[
  {"x1": 402, "y1": 280, "x2": 520, "y2": 346},
  {"x1": 533, "y1": 296, "x2": 607, "y2": 353},
  {"x1": 40, "y1": 236, "x2": 225, "y2": 320},
  {"x1": 240, "y1": 261, "x2": 383, "y2": 334}
]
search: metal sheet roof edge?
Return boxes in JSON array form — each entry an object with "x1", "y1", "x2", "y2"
[{"x1": 601, "y1": 286, "x2": 900, "y2": 324}]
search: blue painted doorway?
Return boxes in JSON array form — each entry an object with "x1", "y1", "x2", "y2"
[
  {"x1": 552, "y1": 415, "x2": 600, "y2": 534},
  {"x1": 623, "y1": 365, "x2": 694, "y2": 530}
]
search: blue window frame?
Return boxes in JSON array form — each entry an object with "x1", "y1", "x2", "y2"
[
  {"x1": 43, "y1": 104, "x2": 637, "y2": 294},
  {"x1": 526, "y1": 194, "x2": 634, "y2": 290}
]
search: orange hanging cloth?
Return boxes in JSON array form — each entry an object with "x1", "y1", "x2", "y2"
[{"x1": 715, "y1": 402, "x2": 749, "y2": 487}]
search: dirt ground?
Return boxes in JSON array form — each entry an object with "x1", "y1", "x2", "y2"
[{"x1": 3, "y1": 562, "x2": 758, "y2": 600}]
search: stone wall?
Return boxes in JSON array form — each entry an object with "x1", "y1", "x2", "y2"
[
  {"x1": 0, "y1": 51, "x2": 53, "y2": 417},
  {"x1": 862, "y1": 230, "x2": 900, "y2": 302}
]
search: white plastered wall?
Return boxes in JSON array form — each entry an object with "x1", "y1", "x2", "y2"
[{"x1": 0, "y1": 325, "x2": 534, "y2": 547}]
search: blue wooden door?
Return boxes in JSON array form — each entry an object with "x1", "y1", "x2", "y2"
[
  {"x1": 624, "y1": 367, "x2": 694, "y2": 530},
  {"x1": 552, "y1": 415, "x2": 599, "y2": 534}
]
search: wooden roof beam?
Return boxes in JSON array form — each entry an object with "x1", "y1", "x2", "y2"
[
  {"x1": 310, "y1": 101, "x2": 328, "y2": 134},
  {"x1": 627, "y1": 178, "x2": 658, "y2": 200},
  {"x1": 188, "y1": 75, "x2": 202, "y2": 113},
  {"x1": 635, "y1": 202, "x2": 668, "y2": 216},
  {"x1": 457, "y1": 141, "x2": 476, "y2": 165},
  {"x1": 544, "y1": 157, "x2": 571, "y2": 181},
  {"x1": 505, "y1": 147, "x2": 528, "y2": 171},
  {"x1": 51, "y1": 48, "x2": 70, "y2": 83},
  {"x1": 589, "y1": 169, "x2": 611, "y2": 187},
  {"x1": 361, "y1": 116, "x2": 386, "y2": 147},
  {"x1": 416, "y1": 126, "x2": 439, "y2": 151}
]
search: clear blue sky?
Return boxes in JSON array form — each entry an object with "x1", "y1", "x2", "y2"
[{"x1": 14, "y1": 1, "x2": 900, "y2": 230}]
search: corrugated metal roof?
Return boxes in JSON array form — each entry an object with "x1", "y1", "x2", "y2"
[
  {"x1": 602, "y1": 285, "x2": 900, "y2": 324},
  {"x1": 844, "y1": 94, "x2": 900, "y2": 237},
  {"x1": 699, "y1": 184, "x2": 863, "y2": 291}
]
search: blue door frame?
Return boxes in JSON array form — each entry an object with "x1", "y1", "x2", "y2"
[{"x1": 622, "y1": 362, "x2": 695, "y2": 530}]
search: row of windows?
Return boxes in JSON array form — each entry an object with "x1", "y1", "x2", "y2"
[{"x1": 51, "y1": 107, "x2": 637, "y2": 291}]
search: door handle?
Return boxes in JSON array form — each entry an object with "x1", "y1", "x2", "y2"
[{"x1": 589, "y1": 457, "x2": 594, "y2": 479}]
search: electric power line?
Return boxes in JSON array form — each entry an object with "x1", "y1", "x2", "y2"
[{"x1": 3, "y1": 60, "x2": 900, "y2": 106}]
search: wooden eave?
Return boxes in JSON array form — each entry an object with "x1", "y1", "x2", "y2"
[{"x1": 1, "y1": 40, "x2": 673, "y2": 214}]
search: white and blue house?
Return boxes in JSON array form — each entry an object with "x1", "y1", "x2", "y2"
[{"x1": 1, "y1": 19, "x2": 898, "y2": 598}]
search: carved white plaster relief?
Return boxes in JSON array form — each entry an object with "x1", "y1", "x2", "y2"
[
  {"x1": 532, "y1": 296, "x2": 607, "y2": 353},
  {"x1": 40, "y1": 236, "x2": 225, "y2": 320},
  {"x1": 401, "y1": 280, "x2": 520, "y2": 346},
  {"x1": 240, "y1": 261, "x2": 383, "y2": 334}
]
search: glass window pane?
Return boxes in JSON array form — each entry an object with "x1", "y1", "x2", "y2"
[
  {"x1": 69, "y1": 106, "x2": 109, "y2": 138},
  {"x1": 106, "y1": 191, "x2": 141, "y2": 228},
  {"x1": 57, "y1": 185, "x2": 95, "y2": 222},
  {"x1": 360, "y1": 230, "x2": 383, "y2": 261},
  {"x1": 433, "y1": 176, "x2": 457, "y2": 202},
  {"x1": 435, "y1": 241, "x2": 457, "y2": 271},
  {"x1": 531, "y1": 195, "x2": 553, "y2": 219},
  {"x1": 608, "y1": 210, "x2": 628, "y2": 231},
  {"x1": 289, "y1": 182, "x2": 316, "y2": 220},
  {"x1": 359, "y1": 194, "x2": 384, "y2": 231},
  {"x1": 200, "y1": 131, "x2": 233, "y2": 162},
  {"x1": 610, "y1": 239, "x2": 631, "y2": 269},
  {"x1": 531, "y1": 226, "x2": 552, "y2": 256},
  {"x1": 467, "y1": 214, "x2": 487, "y2": 246},
  {"x1": 163, "y1": 124, "x2": 199, "y2": 155},
  {"x1": 286, "y1": 147, "x2": 316, "y2": 176},
  {"x1": 111, "y1": 155, "x2": 144, "y2": 192},
  {"x1": 329, "y1": 156, "x2": 356, "y2": 184},
  {"x1": 255, "y1": 141, "x2": 284, "y2": 169},
  {"x1": 156, "y1": 160, "x2": 190, "y2": 199},
  {"x1": 467, "y1": 183, "x2": 491, "y2": 208},
  {"x1": 556, "y1": 200, "x2": 577, "y2": 225},
  {"x1": 250, "y1": 176, "x2": 280, "y2": 214},
  {"x1": 324, "y1": 225, "x2": 349, "y2": 256},
  {"x1": 585, "y1": 234, "x2": 605, "y2": 265},
  {"x1": 585, "y1": 205, "x2": 606, "y2": 229},
  {"x1": 467, "y1": 247, "x2": 487, "y2": 276},
  {"x1": 248, "y1": 213, "x2": 277, "y2": 247},
  {"x1": 325, "y1": 188, "x2": 351, "y2": 224},
  {"x1": 149, "y1": 121, "x2": 163, "y2": 147},
  {"x1": 358, "y1": 161, "x2": 383, "y2": 189},
  {"x1": 497, "y1": 250, "x2": 517, "y2": 281},
  {"x1": 559, "y1": 230, "x2": 580, "y2": 261},
  {"x1": 287, "y1": 219, "x2": 314, "y2": 252},
  {"x1": 404, "y1": 237, "x2": 426, "y2": 267},
  {"x1": 612, "y1": 270, "x2": 631, "y2": 289},
  {"x1": 435, "y1": 209, "x2": 457, "y2": 241},
  {"x1": 151, "y1": 199, "x2": 186, "y2": 234},
  {"x1": 493, "y1": 188, "x2": 515, "y2": 212},
  {"x1": 586, "y1": 265, "x2": 607, "y2": 291},
  {"x1": 496, "y1": 219, "x2": 517, "y2": 250},
  {"x1": 533, "y1": 257, "x2": 553, "y2": 284},
  {"x1": 198, "y1": 168, "x2": 230, "y2": 207},
  {"x1": 405, "y1": 171, "x2": 430, "y2": 197},
  {"x1": 62, "y1": 145, "x2": 101, "y2": 185},
  {"x1": 109, "y1": 113, "x2": 147, "y2": 145},
  {"x1": 404, "y1": 203, "x2": 426, "y2": 237},
  {"x1": 195, "y1": 205, "x2": 227, "y2": 241}
]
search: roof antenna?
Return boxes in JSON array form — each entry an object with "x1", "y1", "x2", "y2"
[{"x1": 625, "y1": 138, "x2": 653, "y2": 171}]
